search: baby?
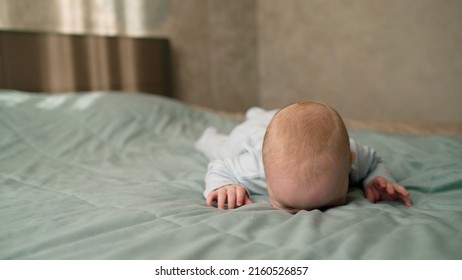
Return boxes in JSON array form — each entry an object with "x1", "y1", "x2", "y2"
[{"x1": 195, "y1": 101, "x2": 412, "y2": 213}]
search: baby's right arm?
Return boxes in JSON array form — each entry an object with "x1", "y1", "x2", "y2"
[
  {"x1": 204, "y1": 158, "x2": 253, "y2": 209},
  {"x1": 203, "y1": 142, "x2": 267, "y2": 209}
]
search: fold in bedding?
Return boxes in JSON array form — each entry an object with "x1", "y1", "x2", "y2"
[{"x1": 0, "y1": 90, "x2": 461, "y2": 259}]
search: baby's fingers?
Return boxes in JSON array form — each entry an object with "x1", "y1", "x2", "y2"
[
  {"x1": 235, "y1": 187, "x2": 246, "y2": 207},
  {"x1": 375, "y1": 176, "x2": 388, "y2": 187},
  {"x1": 393, "y1": 183, "x2": 410, "y2": 197},
  {"x1": 243, "y1": 196, "x2": 253, "y2": 205},
  {"x1": 226, "y1": 187, "x2": 237, "y2": 209},
  {"x1": 206, "y1": 188, "x2": 228, "y2": 209},
  {"x1": 236, "y1": 188, "x2": 253, "y2": 207},
  {"x1": 392, "y1": 183, "x2": 412, "y2": 207},
  {"x1": 365, "y1": 186, "x2": 380, "y2": 203},
  {"x1": 400, "y1": 195, "x2": 413, "y2": 207},
  {"x1": 206, "y1": 185, "x2": 252, "y2": 210},
  {"x1": 371, "y1": 177, "x2": 397, "y2": 196},
  {"x1": 206, "y1": 192, "x2": 218, "y2": 207},
  {"x1": 216, "y1": 189, "x2": 228, "y2": 209},
  {"x1": 385, "y1": 182, "x2": 396, "y2": 196}
]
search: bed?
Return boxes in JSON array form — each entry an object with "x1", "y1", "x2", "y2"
[{"x1": 1, "y1": 32, "x2": 462, "y2": 260}]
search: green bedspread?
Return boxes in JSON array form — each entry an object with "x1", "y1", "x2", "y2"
[{"x1": 1, "y1": 91, "x2": 461, "y2": 259}]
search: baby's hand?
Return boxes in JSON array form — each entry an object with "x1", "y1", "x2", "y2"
[
  {"x1": 206, "y1": 184, "x2": 253, "y2": 210},
  {"x1": 365, "y1": 176, "x2": 412, "y2": 207}
]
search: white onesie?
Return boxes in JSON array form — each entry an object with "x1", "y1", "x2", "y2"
[{"x1": 195, "y1": 107, "x2": 395, "y2": 198}]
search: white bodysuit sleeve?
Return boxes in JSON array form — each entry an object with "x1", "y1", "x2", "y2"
[
  {"x1": 349, "y1": 138, "x2": 396, "y2": 188},
  {"x1": 203, "y1": 149, "x2": 268, "y2": 198},
  {"x1": 203, "y1": 158, "x2": 245, "y2": 198}
]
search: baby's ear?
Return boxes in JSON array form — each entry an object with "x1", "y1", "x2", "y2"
[{"x1": 350, "y1": 152, "x2": 356, "y2": 166}]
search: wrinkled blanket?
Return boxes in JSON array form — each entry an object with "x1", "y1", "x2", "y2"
[{"x1": 1, "y1": 91, "x2": 461, "y2": 259}]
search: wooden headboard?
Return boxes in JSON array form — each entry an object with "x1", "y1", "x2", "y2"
[{"x1": 0, "y1": 30, "x2": 172, "y2": 96}]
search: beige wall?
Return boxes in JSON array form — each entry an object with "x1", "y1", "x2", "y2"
[
  {"x1": 155, "y1": 0, "x2": 258, "y2": 111},
  {"x1": 1, "y1": 0, "x2": 461, "y2": 122},
  {"x1": 257, "y1": 0, "x2": 462, "y2": 122}
]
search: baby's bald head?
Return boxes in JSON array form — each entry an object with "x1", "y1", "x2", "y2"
[{"x1": 262, "y1": 101, "x2": 351, "y2": 212}]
